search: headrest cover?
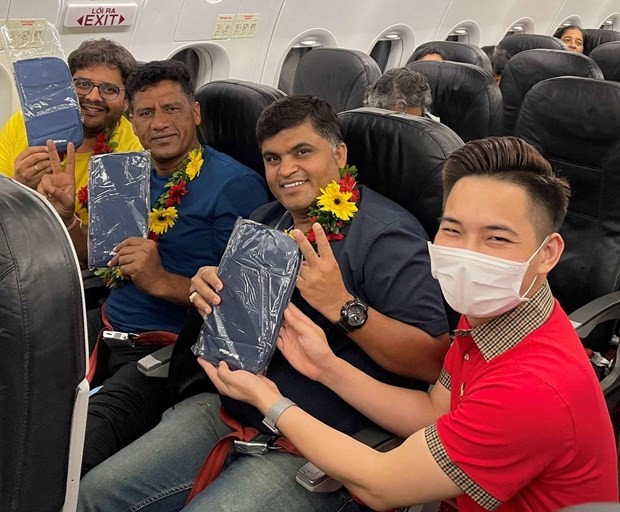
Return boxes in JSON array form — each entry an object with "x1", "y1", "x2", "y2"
[
  {"x1": 407, "y1": 40, "x2": 492, "y2": 73},
  {"x1": 339, "y1": 107, "x2": 463, "y2": 238},
  {"x1": 583, "y1": 28, "x2": 620, "y2": 55},
  {"x1": 501, "y1": 49, "x2": 603, "y2": 134},
  {"x1": 498, "y1": 34, "x2": 567, "y2": 57},
  {"x1": 406, "y1": 60, "x2": 502, "y2": 141},
  {"x1": 196, "y1": 80, "x2": 285, "y2": 175},
  {"x1": 292, "y1": 48, "x2": 381, "y2": 112},
  {"x1": 590, "y1": 41, "x2": 620, "y2": 81}
]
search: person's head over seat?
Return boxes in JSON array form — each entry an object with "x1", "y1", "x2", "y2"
[
  {"x1": 68, "y1": 38, "x2": 138, "y2": 136},
  {"x1": 554, "y1": 25, "x2": 585, "y2": 53},
  {"x1": 415, "y1": 47, "x2": 446, "y2": 62},
  {"x1": 125, "y1": 59, "x2": 200, "y2": 172},
  {"x1": 256, "y1": 95, "x2": 347, "y2": 232},
  {"x1": 364, "y1": 67, "x2": 433, "y2": 116},
  {"x1": 431, "y1": 136, "x2": 570, "y2": 325}
]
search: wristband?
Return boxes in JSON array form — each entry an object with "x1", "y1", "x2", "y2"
[
  {"x1": 262, "y1": 397, "x2": 296, "y2": 435},
  {"x1": 64, "y1": 214, "x2": 81, "y2": 232}
]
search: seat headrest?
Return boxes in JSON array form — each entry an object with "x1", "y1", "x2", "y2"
[
  {"x1": 583, "y1": 28, "x2": 620, "y2": 55},
  {"x1": 407, "y1": 40, "x2": 493, "y2": 73},
  {"x1": 338, "y1": 107, "x2": 463, "y2": 237},
  {"x1": 590, "y1": 41, "x2": 620, "y2": 81},
  {"x1": 498, "y1": 34, "x2": 567, "y2": 56},
  {"x1": 196, "y1": 80, "x2": 285, "y2": 175},
  {"x1": 406, "y1": 60, "x2": 502, "y2": 142},
  {"x1": 292, "y1": 48, "x2": 381, "y2": 112},
  {"x1": 500, "y1": 49, "x2": 603, "y2": 134}
]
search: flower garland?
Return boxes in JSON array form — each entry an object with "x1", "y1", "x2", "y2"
[
  {"x1": 301, "y1": 164, "x2": 359, "y2": 245},
  {"x1": 94, "y1": 148, "x2": 204, "y2": 288}
]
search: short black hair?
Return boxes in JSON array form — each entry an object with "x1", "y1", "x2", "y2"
[
  {"x1": 125, "y1": 60, "x2": 195, "y2": 110},
  {"x1": 414, "y1": 47, "x2": 447, "y2": 61},
  {"x1": 256, "y1": 95, "x2": 343, "y2": 148},
  {"x1": 553, "y1": 25, "x2": 585, "y2": 40},
  {"x1": 68, "y1": 38, "x2": 137, "y2": 83}
]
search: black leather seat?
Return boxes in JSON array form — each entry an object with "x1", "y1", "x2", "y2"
[
  {"x1": 0, "y1": 176, "x2": 88, "y2": 511},
  {"x1": 406, "y1": 60, "x2": 502, "y2": 141},
  {"x1": 590, "y1": 41, "x2": 620, "y2": 81},
  {"x1": 292, "y1": 48, "x2": 381, "y2": 112},
  {"x1": 195, "y1": 79, "x2": 285, "y2": 177},
  {"x1": 407, "y1": 40, "x2": 492, "y2": 73},
  {"x1": 583, "y1": 28, "x2": 620, "y2": 55},
  {"x1": 498, "y1": 33, "x2": 567, "y2": 57},
  {"x1": 501, "y1": 49, "x2": 603, "y2": 134},
  {"x1": 515, "y1": 77, "x2": 620, "y2": 335}
]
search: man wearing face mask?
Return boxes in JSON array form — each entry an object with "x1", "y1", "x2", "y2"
[{"x1": 196, "y1": 136, "x2": 618, "y2": 511}]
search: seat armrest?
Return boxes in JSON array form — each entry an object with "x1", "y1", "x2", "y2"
[
  {"x1": 569, "y1": 291, "x2": 620, "y2": 338},
  {"x1": 137, "y1": 344, "x2": 175, "y2": 378}
]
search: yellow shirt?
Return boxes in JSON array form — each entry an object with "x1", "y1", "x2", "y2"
[{"x1": 0, "y1": 111, "x2": 142, "y2": 222}]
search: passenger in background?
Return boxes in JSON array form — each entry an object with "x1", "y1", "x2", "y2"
[
  {"x1": 365, "y1": 67, "x2": 438, "y2": 120},
  {"x1": 39, "y1": 59, "x2": 269, "y2": 476},
  {"x1": 77, "y1": 95, "x2": 451, "y2": 512},
  {"x1": 554, "y1": 25, "x2": 585, "y2": 53},
  {"x1": 414, "y1": 46, "x2": 446, "y2": 62},
  {"x1": 0, "y1": 39, "x2": 142, "y2": 225},
  {"x1": 481, "y1": 45, "x2": 511, "y2": 84}
]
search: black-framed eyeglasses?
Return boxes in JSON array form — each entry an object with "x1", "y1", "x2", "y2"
[{"x1": 73, "y1": 78, "x2": 125, "y2": 100}]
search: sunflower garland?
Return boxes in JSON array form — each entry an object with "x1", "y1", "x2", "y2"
[
  {"x1": 303, "y1": 164, "x2": 359, "y2": 245},
  {"x1": 94, "y1": 148, "x2": 204, "y2": 288}
]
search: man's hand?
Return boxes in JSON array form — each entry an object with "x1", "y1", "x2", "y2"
[
  {"x1": 189, "y1": 266, "x2": 223, "y2": 317},
  {"x1": 14, "y1": 145, "x2": 53, "y2": 189},
  {"x1": 37, "y1": 141, "x2": 76, "y2": 225},
  {"x1": 107, "y1": 237, "x2": 165, "y2": 294},
  {"x1": 198, "y1": 359, "x2": 282, "y2": 411},
  {"x1": 277, "y1": 303, "x2": 339, "y2": 383},
  {"x1": 292, "y1": 223, "x2": 353, "y2": 322}
]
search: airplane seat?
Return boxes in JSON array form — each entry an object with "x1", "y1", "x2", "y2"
[
  {"x1": 500, "y1": 49, "x2": 604, "y2": 135},
  {"x1": 590, "y1": 41, "x2": 620, "y2": 81},
  {"x1": 583, "y1": 28, "x2": 620, "y2": 56},
  {"x1": 406, "y1": 40, "x2": 493, "y2": 74},
  {"x1": 0, "y1": 176, "x2": 88, "y2": 511},
  {"x1": 497, "y1": 33, "x2": 567, "y2": 58},
  {"x1": 515, "y1": 76, "x2": 620, "y2": 353},
  {"x1": 406, "y1": 60, "x2": 502, "y2": 142},
  {"x1": 195, "y1": 79, "x2": 285, "y2": 177},
  {"x1": 292, "y1": 48, "x2": 381, "y2": 112}
]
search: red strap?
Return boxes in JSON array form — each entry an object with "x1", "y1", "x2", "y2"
[{"x1": 186, "y1": 407, "x2": 299, "y2": 504}]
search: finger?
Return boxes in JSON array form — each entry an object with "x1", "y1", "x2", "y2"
[
  {"x1": 199, "y1": 358, "x2": 225, "y2": 389},
  {"x1": 198, "y1": 266, "x2": 223, "y2": 291},
  {"x1": 292, "y1": 229, "x2": 319, "y2": 265},
  {"x1": 113, "y1": 237, "x2": 151, "y2": 251},
  {"x1": 311, "y1": 223, "x2": 334, "y2": 259},
  {"x1": 65, "y1": 142, "x2": 75, "y2": 175},
  {"x1": 46, "y1": 140, "x2": 63, "y2": 174}
]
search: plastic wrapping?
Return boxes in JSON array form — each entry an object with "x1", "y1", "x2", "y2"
[
  {"x1": 193, "y1": 218, "x2": 302, "y2": 374},
  {"x1": 1, "y1": 20, "x2": 83, "y2": 150},
  {"x1": 87, "y1": 151, "x2": 151, "y2": 268}
]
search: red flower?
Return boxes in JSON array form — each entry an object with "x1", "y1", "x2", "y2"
[
  {"x1": 326, "y1": 232, "x2": 344, "y2": 242},
  {"x1": 166, "y1": 180, "x2": 188, "y2": 207},
  {"x1": 148, "y1": 232, "x2": 159, "y2": 242},
  {"x1": 77, "y1": 186, "x2": 88, "y2": 207},
  {"x1": 92, "y1": 131, "x2": 114, "y2": 155},
  {"x1": 306, "y1": 229, "x2": 317, "y2": 244},
  {"x1": 339, "y1": 174, "x2": 356, "y2": 193}
]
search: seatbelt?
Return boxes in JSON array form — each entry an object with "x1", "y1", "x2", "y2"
[
  {"x1": 86, "y1": 305, "x2": 178, "y2": 383},
  {"x1": 185, "y1": 406, "x2": 300, "y2": 504}
]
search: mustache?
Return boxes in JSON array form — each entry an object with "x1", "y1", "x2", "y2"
[{"x1": 79, "y1": 100, "x2": 109, "y2": 111}]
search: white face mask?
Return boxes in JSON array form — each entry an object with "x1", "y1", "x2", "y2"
[{"x1": 427, "y1": 239, "x2": 547, "y2": 318}]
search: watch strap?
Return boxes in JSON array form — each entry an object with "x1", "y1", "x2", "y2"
[{"x1": 262, "y1": 397, "x2": 297, "y2": 435}]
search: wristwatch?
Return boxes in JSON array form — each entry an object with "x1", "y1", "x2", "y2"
[
  {"x1": 262, "y1": 397, "x2": 297, "y2": 435},
  {"x1": 336, "y1": 297, "x2": 368, "y2": 333}
]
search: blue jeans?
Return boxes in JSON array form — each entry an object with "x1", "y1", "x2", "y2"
[{"x1": 77, "y1": 393, "x2": 362, "y2": 512}]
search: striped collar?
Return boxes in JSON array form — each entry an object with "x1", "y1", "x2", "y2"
[{"x1": 453, "y1": 281, "x2": 555, "y2": 362}]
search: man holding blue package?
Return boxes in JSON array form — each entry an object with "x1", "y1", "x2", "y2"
[{"x1": 77, "y1": 95, "x2": 451, "y2": 512}]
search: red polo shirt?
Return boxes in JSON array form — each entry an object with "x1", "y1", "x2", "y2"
[{"x1": 426, "y1": 282, "x2": 618, "y2": 511}]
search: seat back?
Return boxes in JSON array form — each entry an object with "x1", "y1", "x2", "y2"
[
  {"x1": 590, "y1": 41, "x2": 620, "y2": 81},
  {"x1": 498, "y1": 33, "x2": 567, "y2": 57},
  {"x1": 292, "y1": 48, "x2": 381, "y2": 112},
  {"x1": 338, "y1": 107, "x2": 463, "y2": 240},
  {"x1": 406, "y1": 60, "x2": 502, "y2": 141},
  {"x1": 196, "y1": 79, "x2": 285, "y2": 176},
  {"x1": 515, "y1": 77, "x2": 620, "y2": 326},
  {"x1": 0, "y1": 177, "x2": 88, "y2": 511},
  {"x1": 407, "y1": 40, "x2": 493, "y2": 73},
  {"x1": 583, "y1": 28, "x2": 620, "y2": 55},
  {"x1": 501, "y1": 49, "x2": 603, "y2": 135}
]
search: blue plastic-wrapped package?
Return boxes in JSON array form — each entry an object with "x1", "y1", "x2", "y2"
[
  {"x1": 193, "y1": 218, "x2": 301, "y2": 374},
  {"x1": 87, "y1": 151, "x2": 151, "y2": 268}
]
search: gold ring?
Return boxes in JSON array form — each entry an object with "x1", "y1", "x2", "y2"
[
  {"x1": 189, "y1": 290, "x2": 198, "y2": 304},
  {"x1": 34, "y1": 163, "x2": 39, "y2": 172}
]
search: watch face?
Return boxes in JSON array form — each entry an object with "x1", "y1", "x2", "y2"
[{"x1": 345, "y1": 302, "x2": 367, "y2": 327}]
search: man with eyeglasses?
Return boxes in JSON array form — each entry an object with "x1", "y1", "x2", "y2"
[{"x1": 0, "y1": 38, "x2": 142, "y2": 226}]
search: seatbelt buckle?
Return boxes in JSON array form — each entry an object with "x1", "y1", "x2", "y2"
[
  {"x1": 102, "y1": 330, "x2": 139, "y2": 347},
  {"x1": 234, "y1": 433, "x2": 281, "y2": 455}
]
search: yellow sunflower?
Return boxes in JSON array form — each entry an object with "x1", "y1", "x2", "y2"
[
  {"x1": 149, "y1": 206, "x2": 178, "y2": 235},
  {"x1": 185, "y1": 149, "x2": 204, "y2": 180},
  {"x1": 317, "y1": 182, "x2": 358, "y2": 221}
]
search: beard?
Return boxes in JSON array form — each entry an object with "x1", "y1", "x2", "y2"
[{"x1": 80, "y1": 101, "x2": 122, "y2": 137}]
